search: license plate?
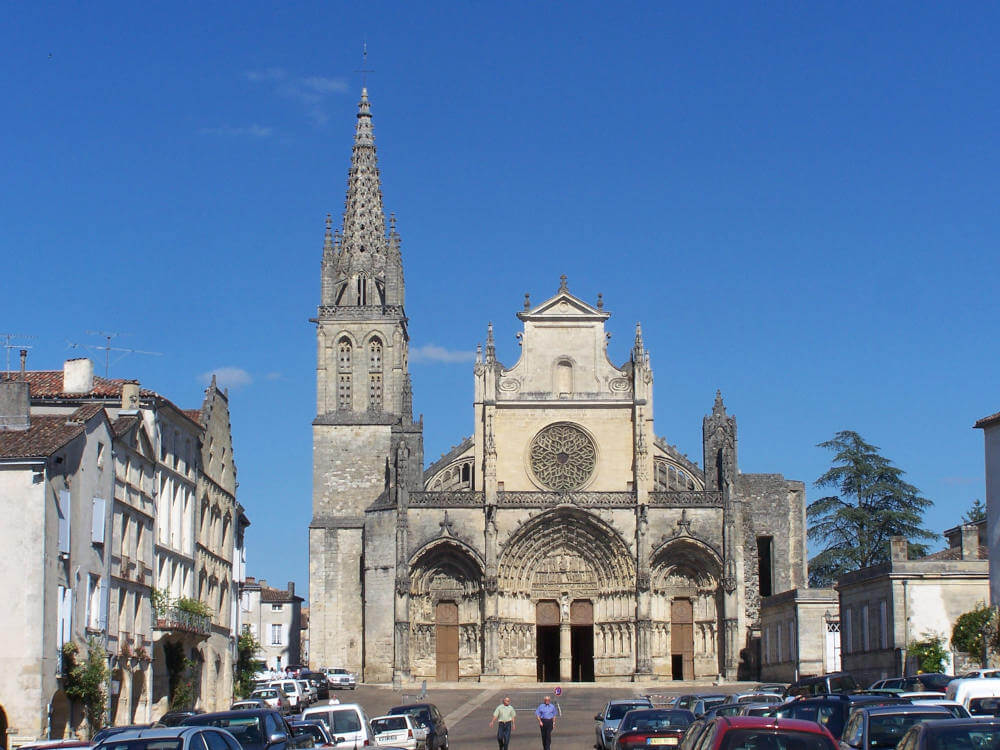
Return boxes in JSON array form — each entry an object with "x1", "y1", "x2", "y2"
[{"x1": 648, "y1": 738, "x2": 678, "y2": 745}]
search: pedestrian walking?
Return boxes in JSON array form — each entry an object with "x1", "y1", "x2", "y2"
[
  {"x1": 489, "y1": 695, "x2": 516, "y2": 750},
  {"x1": 535, "y1": 695, "x2": 558, "y2": 750}
]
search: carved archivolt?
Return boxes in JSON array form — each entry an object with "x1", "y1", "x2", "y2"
[
  {"x1": 497, "y1": 508, "x2": 634, "y2": 595},
  {"x1": 409, "y1": 539, "x2": 484, "y2": 597},
  {"x1": 650, "y1": 537, "x2": 722, "y2": 591},
  {"x1": 528, "y1": 422, "x2": 597, "y2": 491}
]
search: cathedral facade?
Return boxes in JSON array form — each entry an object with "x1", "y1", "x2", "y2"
[{"x1": 309, "y1": 89, "x2": 808, "y2": 683}]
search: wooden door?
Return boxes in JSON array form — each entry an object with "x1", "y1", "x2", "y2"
[
  {"x1": 671, "y1": 598, "x2": 694, "y2": 680},
  {"x1": 435, "y1": 601, "x2": 459, "y2": 681}
]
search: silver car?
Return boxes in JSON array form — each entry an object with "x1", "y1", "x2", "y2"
[
  {"x1": 94, "y1": 726, "x2": 243, "y2": 750},
  {"x1": 595, "y1": 698, "x2": 655, "y2": 750}
]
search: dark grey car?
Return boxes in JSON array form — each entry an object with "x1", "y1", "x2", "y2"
[
  {"x1": 839, "y1": 704, "x2": 953, "y2": 750},
  {"x1": 897, "y1": 718, "x2": 1000, "y2": 750}
]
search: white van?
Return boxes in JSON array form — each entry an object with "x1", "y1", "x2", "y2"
[
  {"x1": 301, "y1": 703, "x2": 374, "y2": 748},
  {"x1": 269, "y1": 679, "x2": 305, "y2": 710},
  {"x1": 946, "y1": 677, "x2": 1000, "y2": 708}
]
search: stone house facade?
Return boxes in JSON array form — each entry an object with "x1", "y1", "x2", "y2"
[
  {"x1": 309, "y1": 89, "x2": 809, "y2": 683},
  {"x1": 975, "y1": 410, "x2": 1000, "y2": 605},
  {"x1": 0, "y1": 376, "x2": 114, "y2": 743},
  {"x1": 837, "y1": 532, "x2": 988, "y2": 686},
  {"x1": 759, "y1": 588, "x2": 839, "y2": 683},
  {"x1": 239, "y1": 578, "x2": 304, "y2": 671},
  {"x1": 0, "y1": 358, "x2": 246, "y2": 739}
]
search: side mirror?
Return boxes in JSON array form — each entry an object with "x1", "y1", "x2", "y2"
[
  {"x1": 595, "y1": 715, "x2": 602, "y2": 721},
  {"x1": 267, "y1": 733, "x2": 289, "y2": 747}
]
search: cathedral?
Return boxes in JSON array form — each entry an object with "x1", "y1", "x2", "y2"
[{"x1": 309, "y1": 88, "x2": 808, "y2": 683}]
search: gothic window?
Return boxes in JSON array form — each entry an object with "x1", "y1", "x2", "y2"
[
  {"x1": 528, "y1": 422, "x2": 597, "y2": 491},
  {"x1": 369, "y1": 338, "x2": 383, "y2": 370},
  {"x1": 356, "y1": 276, "x2": 367, "y2": 305},
  {"x1": 338, "y1": 373, "x2": 352, "y2": 411},
  {"x1": 337, "y1": 338, "x2": 352, "y2": 369},
  {"x1": 555, "y1": 360, "x2": 573, "y2": 394},
  {"x1": 369, "y1": 373, "x2": 383, "y2": 412}
]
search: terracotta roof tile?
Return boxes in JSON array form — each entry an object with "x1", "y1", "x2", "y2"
[
  {"x1": 0, "y1": 415, "x2": 85, "y2": 458},
  {"x1": 975, "y1": 411, "x2": 1000, "y2": 429},
  {"x1": 260, "y1": 586, "x2": 303, "y2": 603},
  {"x1": 16, "y1": 371, "x2": 154, "y2": 399},
  {"x1": 112, "y1": 414, "x2": 140, "y2": 436},
  {"x1": 183, "y1": 409, "x2": 203, "y2": 425},
  {"x1": 921, "y1": 545, "x2": 989, "y2": 561}
]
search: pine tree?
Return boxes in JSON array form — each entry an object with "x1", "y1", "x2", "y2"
[{"x1": 807, "y1": 430, "x2": 934, "y2": 587}]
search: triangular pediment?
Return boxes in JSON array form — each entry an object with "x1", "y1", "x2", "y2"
[{"x1": 518, "y1": 291, "x2": 609, "y2": 322}]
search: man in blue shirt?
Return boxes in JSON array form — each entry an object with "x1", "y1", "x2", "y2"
[{"x1": 535, "y1": 695, "x2": 558, "y2": 750}]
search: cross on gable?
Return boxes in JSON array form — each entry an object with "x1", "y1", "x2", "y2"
[
  {"x1": 439, "y1": 511, "x2": 454, "y2": 537},
  {"x1": 676, "y1": 509, "x2": 692, "y2": 535}
]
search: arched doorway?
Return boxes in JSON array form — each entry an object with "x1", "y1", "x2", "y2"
[
  {"x1": 50, "y1": 689, "x2": 70, "y2": 739},
  {"x1": 650, "y1": 537, "x2": 724, "y2": 679},
  {"x1": 497, "y1": 508, "x2": 635, "y2": 681},
  {"x1": 408, "y1": 538, "x2": 484, "y2": 682}
]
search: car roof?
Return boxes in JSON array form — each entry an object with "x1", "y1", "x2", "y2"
[
  {"x1": 389, "y1": 703, "x2": 438, "y2": 710},
  {"x1": 98, "y1": 727, "x2": 206, "y2": 740},
  {"x1": 371, "y1": 715, "x2": 413, "y2": 722},
  {"x1": 720, "y1": 717, "x2": 832, "y2": 734},
  {"x1": 855, "y1": 704, "x2": 952, "y2": 715},
  {"x1": 610, "y1": 698, "x2": 654, "y2": 704},
  {"x1": 920, "y1": 719, "x2": 1000, "y2": 731},
  {"x1": 184, "y1": 709, "x2": 276, "y2": 721}
]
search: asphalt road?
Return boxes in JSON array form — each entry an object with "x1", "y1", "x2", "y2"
[{"x1": 328, "y1": 682, "x2": 747, "y2": 750}]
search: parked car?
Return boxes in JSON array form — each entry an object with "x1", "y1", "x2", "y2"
[
  {"x1": 324, "y1": 668, "x2": 357, "y2": 690},
  {"x1": 232, "y1": 699, "x2": 270, "y2": 711},
  {"x1": 182, "y1": 709, "x2": 312, "y2": 750},
  {"x1": 702, "y1": 704, "x2": 749, "y2": 721},
  {"x1": 947, "y1": 677, "x2": 1000, "y2": 708},
  {"x1": 289, "y1": 720, "x2": 334, "y2": 748},
  {"x1": 370, "y1": 713, "x2": 423, "y2": 750},
  {"x1": 900, "y1": 698, "x2": 970, "y2": 718},
  {"x1": 897, "y1": 717, "x2": 1000, "y2": 750},
  {"x1": 297, "y1": 679, "x2": 316, "y2": 706},
  {"x1": 968, "y1": 696, "x2": 1000, "y2": 716},
  {"x1": 786, "y1": 672, "x2": 859, "y2": 698},
  {"x1": 93, "y1": 726, "x2": 244, "y2": 750},
  {"x1": 595, "y1": 698, "x2": 657, "y2": 750},
  {"x1": 301, "y1": 703, "x2": 376, "y2": 749},
  {"x1": 157, "y1": 711, "x2": 204, "y2": 727},
  {"x1": 269, "y1": 679, "x2": 306, "y2": 710},
  {"x1": 734, "y1": 694, "x2": 782, "y2": 705},
  {"x1": 387, "y1": 703, "x2": 449, "y2": 750},
  {"x1": 673, "y1": 695, "x2": 728, "y2": 718},
  {"x1": 959, "y1": 669, "x2": 1000, "y2": 679},
  {"x1": 250, "y1": 687, "x2": 292, "y2": 716},
  {"x1": 612, "y1": 708, "x2": 695, "y2": 750},
  {"x1": 678, "y1": 718, "x2": 711, "y2": 750},
  {"x1": 838, "y1": 703, "x2": 953, "y2": 750},
  {"x1": 771, "y1": 693, "x2": 909, "y2": 740},
  {"x1": 695, "y1": 716, "x2": 840, "y2": 750},
  {"x1": 92, "y1": 725, "x2": 152, "y2": 744},
  {"x1": 870, "y1": 675, "x2": 955, "y2": 693},
  {"x1": 300, "y1": 672, "x2": 331, "y2": 701},
  {"x1": 18, "y1": 742, "x2": 91, "y2": 750}
]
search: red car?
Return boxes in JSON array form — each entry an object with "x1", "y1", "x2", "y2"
[{"x1": 694, "y1": 716, "x2": 839, "y2": 750}]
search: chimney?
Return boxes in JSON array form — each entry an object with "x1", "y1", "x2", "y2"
[
  {"x1": 0, "y1": 379, "x2": 30, "y2": 431},
  {"x1": 890, "y1": 536, "x2": 908, "y2": 562},
  {"x1": 121, "y1": 381, "x2": 140, "y2": 410},
  {"x1": 19, "y1": 348, "x2": 27, "y2": 379},
  {"x1": 258, "y1": 579, "x2": 267, "y2": 588},
  {"x1": 961, "y1": 523, "x2": 980, "y2": 560},
  {"x1": 63, "y1": 358, "x2": 94, "y2": 393},
  {"x1": 288, "y1": 581, "x2": 295, "y2": 596}
]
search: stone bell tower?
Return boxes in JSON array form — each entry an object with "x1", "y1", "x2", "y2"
[{"x1": 310, "y1": 88, "x2": 422, "y2": 676}]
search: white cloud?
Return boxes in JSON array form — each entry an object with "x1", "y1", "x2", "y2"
[
  {"x1": 409, "y1": 344, "x2": 476, "y2": 364},
  {"x1": 199, "y1": 367, "x2": 253, "y2": 389},
  {"x1": 200, "y1": 124, "x2": 273, "y2": 137},
  {"x1": 246, "y1": 69, "x2": 348, "y2": 127}
]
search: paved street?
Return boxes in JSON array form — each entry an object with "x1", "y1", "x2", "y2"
[{"x1": 329, "y1": 681, "x2": 753, "y2": 749}]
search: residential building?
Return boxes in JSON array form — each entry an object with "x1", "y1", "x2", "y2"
[
  {"x1": 759, "y1": 588, "x2": 840, "y2": 682},
  {"x1": 975, "y1": 410, "x2": 1000, "y2": 605},
  {"x1": 240, "y1": 578, "x2": 304, "y2": 670},
  {"x1": 0, "y1": 370, "x2": 114, "y2": 741},
  {"x1": 837, "y1": 531, "x2": 988, "y2": 685}
]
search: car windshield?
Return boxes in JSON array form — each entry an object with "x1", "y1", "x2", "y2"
[
  {"x1": 371, "y1": 718, "x2": 408, "y2": 733},
  {"x1": 620, "y1": 710, "x2": 693, "y2": 732},
  {"x1": 829, "y1": 675, "x2": 858, "y2": 693},
  {"x1": 295, "y1": 726, "x2": 324, "y2": 742},
  {"x1": 869, "y1": 714, "x2": 947, "y2": 749},
  {"x1": 308, "y1": 710, "x2": 361, "y2": 733},
  {"x1": 968, "y1": 698, "x2": 1000, "y2": 717},
  {"x1": 719, "y1": 729, "x2": 834, "y2": 750},
  {"x1": 393, "y1": 708, "x2": 432, "y2": 726},
  {"x1": 609, "y1": 703, "x2": 652, "y2": 720},
  {"x1": 252, "y1": 690, "x2": 277, "y2": 699},
  {"x1": 919, "y1": 675, "x2": 954, "y2": 691},
  {"x1": 774, "y1": 704, "x2": 844, "y2": 739},
  {"x1": 927, "y1": 728, "x2": 1000, "y2": 750},
  {"x1": 185, "y1": 716, "x2": 265, "y2": 747},
  {"x1": 97, "y1": 742, "x2": 183, "y2": 750}
]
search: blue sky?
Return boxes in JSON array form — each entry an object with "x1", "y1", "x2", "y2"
[{"x1": 4, "y1": 2, "x2": 998, "y2": 597}]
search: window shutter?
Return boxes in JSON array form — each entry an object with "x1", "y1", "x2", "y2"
[
  {"x1": 91, "y1": 497, "x2": 106, "y2": 544},
  {"x1": 58, "y1": 490, "x2": 71, "y2": 555},
  {"x1": 99, "y1": 579, "x2": 109, "y2": 631},
  {"x1": 58, "y1": 585, "x2": 73, "y2": 645}
]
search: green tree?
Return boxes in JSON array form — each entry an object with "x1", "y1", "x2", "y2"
[
  {"x1": 907, "y1": 634, "x2": 948, "y2": 674},
  {"x1": 234, "y1": 629, "x2": 264, "y2": 699},
  {"x1": 963, "y1": 499, "x2": 986, "y2": 524},
  {"x1": 807, "y1": 431, "x2": 934, "y2": 587},
  {"x1": 62, "y1": 638, "x2": 109, "y2": 738},
  {"x1": 952, "y1": 603, "x2": 991, "y2": 663}
]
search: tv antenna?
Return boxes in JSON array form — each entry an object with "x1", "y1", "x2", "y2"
[
  {"x1": 66, "y1": 331, "x2": 162, "y2": 378},
  {"x1": 1, "y1": 333, "x2": 34, "y2": 376}
]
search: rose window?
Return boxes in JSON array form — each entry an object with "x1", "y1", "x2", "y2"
[{"x1": 529, "y1": 423, "x2": 597, "y2": 491}]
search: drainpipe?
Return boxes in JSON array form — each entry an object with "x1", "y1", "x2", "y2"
[{"x1": 901, "y1": 580, "x2": 909, "y2": 676}]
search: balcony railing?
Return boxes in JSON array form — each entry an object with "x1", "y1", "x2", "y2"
[{"x1": 153, "y1": 606, "x2": 211, "y2": 636}]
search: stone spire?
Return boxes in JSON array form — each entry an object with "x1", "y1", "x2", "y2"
[
  {"x1": 712, "y1": 389, "x2": 726, "y2": 416},
  {"x1": 484, "y1": 322, "x2": 496, "y2": 365},
  {"x1": 633, "y1": 323, "x2": 645, "y2": 361},
  {"x1": 324, "y1": 88, "x2": 398, "y2": 306}
]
